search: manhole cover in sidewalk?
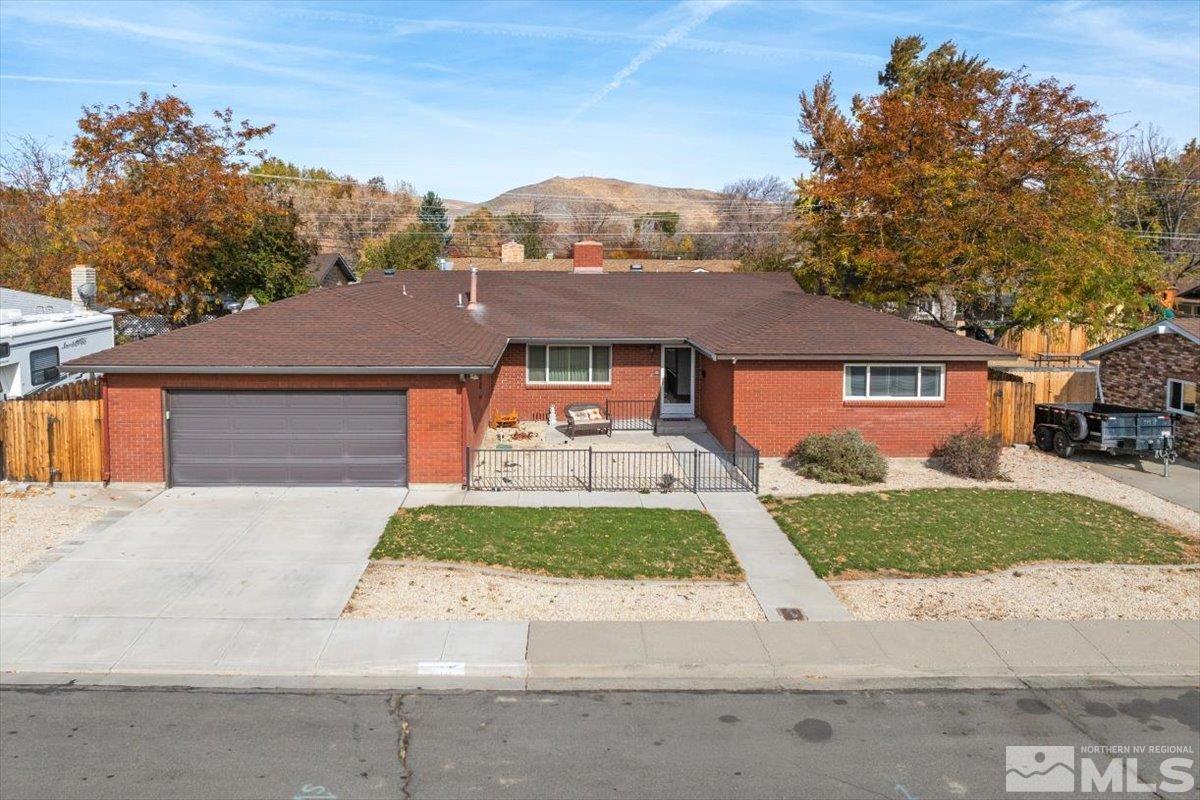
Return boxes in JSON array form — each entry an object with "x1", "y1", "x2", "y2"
[{"x1": 777, "y1": 607, "x2": 806, "y2": 621}]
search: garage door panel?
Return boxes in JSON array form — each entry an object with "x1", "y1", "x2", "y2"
[{"x1": 168, "y1": 391, "x2": 408, "y2": 486}]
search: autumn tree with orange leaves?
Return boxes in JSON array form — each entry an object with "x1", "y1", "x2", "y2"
[
  {"x1": 794, "y1": 36, "x2": 1157, "y2": 338},
  {"x1": 69, "y1": 93, "x2": 278, "y2": 322}
]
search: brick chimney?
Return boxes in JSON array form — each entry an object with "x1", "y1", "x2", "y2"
[
  {"x1": 70, "y1": 265, "x2": 97, "y2": 311},
  {"x1": 572, "y1": 241, "x2": 603, "y2": 273}
]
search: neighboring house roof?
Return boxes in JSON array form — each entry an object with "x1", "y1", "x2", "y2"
[
  {"x1": 64, "y1": 271, "x2": 1012, "y2": 373},
  {"x1": 0, "y1": 287, "x2": 123, "y2": 316},
  {"x1": 1175, "y1": 276, "x2": 1200, "y2": 300},
  {"x1": 307, "y1": 253, "x2": 356, "y2": 284},
  {"x1": 1082, "y1": 318, "x2": 1200, "y2": 360},
  {"x1": 463, "y1": 258, "x2": 739, "y2": 273}
]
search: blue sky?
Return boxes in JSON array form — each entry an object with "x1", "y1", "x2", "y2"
[{"x1": 1, "y1": 0, "x2": 1197, "y2": 200}]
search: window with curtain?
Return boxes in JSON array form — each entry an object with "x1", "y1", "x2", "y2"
[
  {"x1": 844, "y1": 364, "x2": 943, "y2": 399},
  {"x1": 526, "y1": 345, "x2": 612, "y2": 384}
]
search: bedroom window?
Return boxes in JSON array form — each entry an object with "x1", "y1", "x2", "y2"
[
  {"x1": 526, "y1": 345, "x2": 612, "y2": 384},
  {"x1": 844, "y1": 363, "x2": 944, "y2": 400},
  {"x1": 1166, "y1": 378, "x2": 1196, "y2": 416}
]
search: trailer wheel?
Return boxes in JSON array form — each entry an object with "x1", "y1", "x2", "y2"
[
  {"x1": 1053, "y1": 429, "x2": 1075, "y2": 458},
  {"x1": 1066, "y1": 412, "x2": 1089, "y2": 441},
  {"x1": 1035, "y1": 426, "x2": 1055, "y2": 452}
]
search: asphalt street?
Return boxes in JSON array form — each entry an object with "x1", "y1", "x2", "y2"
[{"x1": 1, "y1": 686, "x2": 1197, "y2": 799}]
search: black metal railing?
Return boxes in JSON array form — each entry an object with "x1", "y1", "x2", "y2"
[
  {"x1": 732, "y1": 427, "x2": 760, "y2": 494},
  {"x1": 466, "y1": 440, "x2": 760, "y2": 493},
  {"x1": 604, "y1": 399, "x2": 659, "y2": 432}
]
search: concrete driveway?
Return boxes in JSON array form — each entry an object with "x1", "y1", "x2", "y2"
[
  {"x1": 0, "y1": 486, "x2": 405, "y2": 620},
  {"x1": 1073, "y1": 452, "x2": 1200, "y2": 512}
]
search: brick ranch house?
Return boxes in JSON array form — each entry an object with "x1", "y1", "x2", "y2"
[
  {"x1": 1082, "y1": 317, "x2": 1199, "y2": 461},
  {"x1": 64, "y1": 270, "x2": 1010, "y2": 487}
]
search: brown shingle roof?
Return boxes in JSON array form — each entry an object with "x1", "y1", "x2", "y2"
[
  {"x1": 66, "y1": 271, "x2": 1011, "y2": 371},
  {"x1": 461, "y1": 258, "x2": 738, "y2": 273}
]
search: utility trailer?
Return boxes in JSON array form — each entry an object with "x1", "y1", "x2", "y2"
[{"x1": 1033, "y1": 402, "x2": 1177, "y2": 476}]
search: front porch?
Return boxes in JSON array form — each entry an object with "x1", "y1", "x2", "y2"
[{"x1": 469, "y1": 420, "x2": 759, "y2": 493}]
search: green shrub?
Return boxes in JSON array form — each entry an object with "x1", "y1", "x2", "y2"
[
  {"x1": 937, "y1": 426, "x2": 1005, "y2": 480},
  {"x1": 782, "y1": 430, "x2": 887, "y2": 485}
]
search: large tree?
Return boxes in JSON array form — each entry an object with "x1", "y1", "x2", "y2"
[
  {"x1": 417, "y1": 191, "x2": 451, "y2": 253},
  {"x1": 454, "y1": 207, "x2": 501, "y2": 257},
  {"x1": 502, "y1": 202, "x2": 555, "y2": 259},
  {"x1": 793, "y1": 36, "x2": 1156, "y2": 336},
  {"x1": 250, "y1": 158, "x2": 417, "y2": 265},
  {"x1": 0, "y1": 136, "x2": 81, "y2": 296},
  {"x1": 358, "y1": 225, "x2": 441, "y2": 273},
  {"x1": 1114, "y1": 129, "x2": 1199, "y2": 287},
  {"x1": 209, "y1": 199, "x2": 316, "y2": 304},
  {"x1": 719, "y1": 175, "x2": 795, "y2": 271},
  {"x1": 70, "y1": 93, "x2": 274, "y2": 322}
]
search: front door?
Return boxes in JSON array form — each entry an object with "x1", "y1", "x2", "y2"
[{"x1": 661, "y1": 346, "x2": 695, "y2": 418}]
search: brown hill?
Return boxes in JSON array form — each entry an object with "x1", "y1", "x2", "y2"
[{"x1": 449, "y1": 176, "x2": 725, "y2": 230}]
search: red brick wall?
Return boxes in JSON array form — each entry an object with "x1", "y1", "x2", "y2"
[
  {"x1": 731, "y1": 360, "x2": 989, "y2": 456},
  {"x1": 105, "y1": 373, "x2": 466, "y2": 484},
  {"x1": 1099, "y1": 333, "x2": 1200, "y2": 461},
  {"x1": 489, "y1": 343, "x2": 661, "y2": 420},
  {"x1": 695, "y1": 355, "x2": 734, "y2": 450}
]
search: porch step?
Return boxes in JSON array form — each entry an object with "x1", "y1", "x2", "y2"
[{"x1": 656, "y1": 417, "x2": 709, "y2": 435}]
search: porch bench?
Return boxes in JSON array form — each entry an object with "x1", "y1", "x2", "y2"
[{"x1": 565, "y1": 403, "x2": 613, "y2": 439}]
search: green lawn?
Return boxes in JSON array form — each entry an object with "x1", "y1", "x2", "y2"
[
  {"x1": 372, "y1": 506, "x2": 743, "y2": 580},
  {"x1": 762, "y1": 489, "x2": 1197, "y2": 579}
]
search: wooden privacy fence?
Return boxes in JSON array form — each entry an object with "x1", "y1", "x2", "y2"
[
  {"x1": 991, "y1": 367, "x2": 1097, "y2": 405},
  {"x1": 996, "y1": 323, "x2": 1095, "y2": 360},
  {"x1": 1, "y1": 393, "x2": 104, "y2": 483},
  {"x1": 985, "y1": 376, "x2": 1036, "y2": 446},
  {"x1": 985, "y1": 367, "x2": 1098, "y2": 446}
]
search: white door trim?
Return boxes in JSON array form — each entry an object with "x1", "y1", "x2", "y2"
[{"x1": 660, "y1": 345, "x2": 695, "y2": 419}]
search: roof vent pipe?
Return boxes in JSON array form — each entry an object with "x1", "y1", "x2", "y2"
[
  {"x1": 455, "y1": 292, "x2": 465, "y2": 309},
  {"x1": 467, "y1": 267, "x2": 479, "y2": 309}
]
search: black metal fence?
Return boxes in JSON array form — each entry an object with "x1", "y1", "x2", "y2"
[
  {"x1": 733, "y1": 427, "x2": 760, "y2": 494},
  {"x1": 467, "y1": 440, "x2": 760, "y2": 493},
  {"x1": 604, "y1": 399, "x2": 658, "y2": 432}
]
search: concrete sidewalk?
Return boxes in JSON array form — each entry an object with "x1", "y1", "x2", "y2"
[{"x1": 2, "y1": 617, "x2": 1196, "y2": 691}]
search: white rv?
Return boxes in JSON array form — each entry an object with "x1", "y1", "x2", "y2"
[{"x1": 0, "y1": 285, "x2": 116, "y2": 399}]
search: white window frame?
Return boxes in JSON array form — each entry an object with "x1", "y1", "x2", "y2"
[
  {"x1": 843, "y1": 363, "x2": 945, "y2": 401},
  {"x1": 1166, "y1": 378, "x2": 1196, "y2": 417},
  {"x1": 525, "y1": 344, "x2": 612, "y2": 385}
]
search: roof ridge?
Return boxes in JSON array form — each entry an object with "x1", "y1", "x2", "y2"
[{"x1": 324, "y1": 282, "x2": 504, "y2": 365}]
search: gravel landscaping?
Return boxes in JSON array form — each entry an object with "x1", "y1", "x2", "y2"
[
  {"x1": 344, "y1": 561, "x2": 765, "y2": 621},
  {"x1": 831, "y1": 564, "x2": 1200, "y2": 621},
  {"x1": 759, "y1": 447, "x2": 1199, "y2": 534},
  {"x1": 0, "y1": 487, "x2": 108, "y2": 577}
]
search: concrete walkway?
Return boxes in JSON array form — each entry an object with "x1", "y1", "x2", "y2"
[
  {"x1": 2, "y1": 617, "x2": 1195, "y2": 691},
  {"x1": 697, "y1": 493, "x2": 851, "y2": 621}
]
